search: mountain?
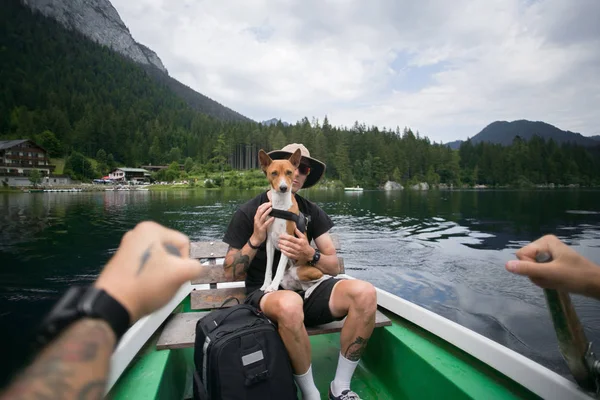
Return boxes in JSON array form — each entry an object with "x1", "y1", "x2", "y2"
[
  {"x1": 444, "y1": 140, "x2": 463, "y2": 150},
  {"x1": 592, "y1": 135, "x2": 600, "y2": 142},
  {"x1": 1, "y1": 0, "x2": 259, "y2": 169},
  {"x1": 22, "y1": 0, "x2": 167, "y2": 74},
  {"x1": 21, "y1": 0, "x2": 249, "y2": 122},
  {"x1": 446, "y1": 120, "x2": 599, "y2": 149},
  {"x1": 261, "y1": 118, "x2": 290, "y2": 127}
]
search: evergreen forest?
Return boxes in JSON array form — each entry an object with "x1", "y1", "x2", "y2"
[{"x1": 1, "y1": 0, "x2": 599, "y2": 187}]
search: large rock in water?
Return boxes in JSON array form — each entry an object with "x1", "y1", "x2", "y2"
[
  {"x1": 22, "y1": 0, "x2": 168, "y2": 74},
  {"x1": 383, "y1": 181, "x2": 403, "y2": 190},
  {"x1": 410, "y1": 182, "x2": 429, "y2": 190}
]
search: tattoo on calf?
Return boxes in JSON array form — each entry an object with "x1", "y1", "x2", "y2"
[
  {"x1": 344, "y1": 336, "x2": 369, "y2": 361},
  {"x1": 137, "y1": 245, "x2": 152, "y2": 275}
]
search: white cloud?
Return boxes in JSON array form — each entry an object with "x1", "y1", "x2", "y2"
[{"x1": 111, "y1": 0, "x2": 600, "y2": 142}]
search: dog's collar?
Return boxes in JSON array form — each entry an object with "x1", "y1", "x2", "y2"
[{"x1": 269, "y1": 209, "x2": 307, "y2": 234}]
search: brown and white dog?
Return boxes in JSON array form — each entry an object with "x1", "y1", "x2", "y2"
[{"x1": 258, "y1": 148, "x2": 324, "y2": 293}]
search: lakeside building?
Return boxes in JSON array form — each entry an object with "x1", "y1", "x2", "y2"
[
  {"x1": 108, "y1": 167, "x2": 151, "y2": 183},
  {"x1": 0, "y1": 139, "x2": 59, "y2": 186}
]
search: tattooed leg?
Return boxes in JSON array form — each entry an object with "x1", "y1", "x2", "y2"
[
  {"x1": 344, "y1": 336, "x2": 369, "y2": 361},
  {"x1": 327, "y1": 280, "x2": 377, "y2": 396},
  {"x1": 328, "y1": 280, "x2": 377, "y2": 361}
]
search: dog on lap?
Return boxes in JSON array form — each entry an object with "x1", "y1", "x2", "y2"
[{"x1": 223, "y1": 143, "x2": 377, "y2": 400}]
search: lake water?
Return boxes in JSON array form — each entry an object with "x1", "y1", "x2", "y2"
[{"x1": 1, "y1": 188, "x2": 600, "y2": 387}]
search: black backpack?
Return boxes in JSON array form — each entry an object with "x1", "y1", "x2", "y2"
[{"x1": 193, "y1": 304, "x2": 297, "y2": 400}]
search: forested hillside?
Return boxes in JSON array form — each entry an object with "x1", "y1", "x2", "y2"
[
  {"x1": 1, "y1": 0, "x2": 599, "y2": 187},
  {"x1": 0, "y1": 0, "x2": 252, "y2": 167}
]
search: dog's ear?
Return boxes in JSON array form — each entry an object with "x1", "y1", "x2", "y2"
[
  {"x1": 288, "y1": 148, "x2": 302, "y2": 168},
  {"x1": 258, "y1": 149, "x2": 272, "y2": 172}
]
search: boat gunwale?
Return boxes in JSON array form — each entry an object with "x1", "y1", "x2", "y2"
[
  {"x1": 106, "y1": 277, "x2": 594, "y2": 400},
  {"x1": 375, "y1": 287, "x2": 593, "y2": 400}
]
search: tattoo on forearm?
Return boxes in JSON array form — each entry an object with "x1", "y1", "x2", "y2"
[
  {"x1": 137, "y1": 245, "x2": 152, "y2": 275},
  {"x1": 77, "y1": 380, "x2": 105, "y2": 400},
  {"x1": 344, "y1": 336, "x2": 369, "y2": 361},
  {"x1": 224, "y1": 249, "x2": 250, "y2": 279},
  {"x1": 3, "y1": 320, "x2": 112, "y2": 400}
]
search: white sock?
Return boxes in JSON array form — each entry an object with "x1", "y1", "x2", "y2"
[
  {"x1": 294, "y1": 365, "x2": 321, "y2": 400},
  {"x1": 331, "y1": 353, "x2": 359, "y2": 396}
]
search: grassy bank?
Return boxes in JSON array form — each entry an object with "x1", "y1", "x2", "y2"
[
  {"x1": 50, "y1": 157, "x2": 97, "y2": 176},
  {"x1": 148, "y1": 169, "x2": 345, "y2": 191},
  {"x1": 50, "y1": 158, "x2": 65, "y2": 174}
]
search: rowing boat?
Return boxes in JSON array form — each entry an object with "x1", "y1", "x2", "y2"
[{"x1": 104, "y1": 239, "x2": 595, "y2": 400}]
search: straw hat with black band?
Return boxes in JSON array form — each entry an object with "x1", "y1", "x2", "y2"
[{"x1": 267, "y1": 143, "x2": 326, "y2": 189}]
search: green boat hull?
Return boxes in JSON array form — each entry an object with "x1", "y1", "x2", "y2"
[{"x1": 108, "y1": 296, "x2": 542, "y2": 400}]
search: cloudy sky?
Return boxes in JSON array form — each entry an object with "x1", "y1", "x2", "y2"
[{"x1": 111, "y1": 0, "x2": 599, "y2": 143}]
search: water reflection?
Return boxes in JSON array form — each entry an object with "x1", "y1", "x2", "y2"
[
  {"x1": 317, "y1": 189, "x2": 600, "y2": 378},
  {"x1": 1, "y1": 189, "x2": 600, "y2": 384}
]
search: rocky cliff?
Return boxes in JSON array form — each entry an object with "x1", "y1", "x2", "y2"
[{"x1": 22, "y1": 0, "x2": 168, "y2": 74}]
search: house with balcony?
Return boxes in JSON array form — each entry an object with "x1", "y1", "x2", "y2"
[
  {"x1": 108, "y1": 167, "x2": 151, "y2": 183},
  {"x1": 0, "y1": 139, "x2": 57, "y2": 186}
]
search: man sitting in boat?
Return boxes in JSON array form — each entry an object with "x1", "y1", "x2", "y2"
[{"x1": 223, "y1": 143, "x2": 378, "y2": 400}]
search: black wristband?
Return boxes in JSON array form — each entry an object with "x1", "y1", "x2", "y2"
[
  {"x1": 80, "y1": 287, "x2": 131, "y2": 344},
  {"x1": 36, "y1": 286, "x2": 131, "y2": 350},
  {"x1": 308, "y1": 249, "x2": 321, "y2": 266},
  {"x1": 247, "y1": 238, "x2": 262, "y2": 250}
]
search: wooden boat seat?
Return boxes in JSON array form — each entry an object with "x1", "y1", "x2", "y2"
[
  {"x1": 156, "y1": 235, "x2": 391, "y2": 350},
  {"x1": 156, "y1": 310, "x2": 392, "y2": 350}
]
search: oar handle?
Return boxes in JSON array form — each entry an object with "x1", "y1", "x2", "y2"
[{"x1": 537, "y1": 251, "x2": 597, "y2": 392}]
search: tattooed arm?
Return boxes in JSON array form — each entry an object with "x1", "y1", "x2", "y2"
[
  {"x1": 224, "y1": 245, "x2": 255, "y2": 281},
  {"x1": 0, "y1": 319, "x2": 114, "y2": 400},
  {"x1": 224, "y1": 202, "x2": 274, "y2": 281},
  {"x1": 1, "y1": 221, "x2": 203, "y2": 399}
]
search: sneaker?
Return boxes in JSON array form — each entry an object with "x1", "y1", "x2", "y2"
[{"x1": 328, "y1": 387, "x2": 362, "y2": 400}]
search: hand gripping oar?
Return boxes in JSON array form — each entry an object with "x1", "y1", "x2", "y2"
[{"x1": 537, "y1": 252, "x2": 600, "y2": 394}]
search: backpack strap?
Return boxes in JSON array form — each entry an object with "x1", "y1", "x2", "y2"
[{"x1": 207, "y1": 305, "x2": 262, "y2": 333}]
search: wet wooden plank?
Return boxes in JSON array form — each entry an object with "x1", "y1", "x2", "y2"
[
  {"x1": 307, "y1": 310, "x2": 392, "y2": 335},
  {"x1": 192, "y1": 257, "x2": 345, "y2": 285},
  {"x1": 191, "y1": 287, "x2": 247, "y2": 309},
  {"x1": 190, "y1": 241, "x2": 229, "y2": 259},
  {"x1": 190, "y1": 262, "x2": 246, "y2": 284},
  {"x1": 156, "y1": 310, "x2": 392, "y2": 350},
  {"x1": 156, "y1": 312, "x2": 210, "y2": 350}
]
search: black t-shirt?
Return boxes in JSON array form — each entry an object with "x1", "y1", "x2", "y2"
[{"x1": 223, "y1": 191, "x2": 334, "y2": 293}]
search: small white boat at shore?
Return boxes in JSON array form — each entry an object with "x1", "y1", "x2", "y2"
[{"x1": 344, "y1": 186, "x2": 364, "y2": 192}]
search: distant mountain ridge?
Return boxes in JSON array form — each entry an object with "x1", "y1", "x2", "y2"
[
  {"x1": 446, "y1": 120, "x2": 599, "y2": 149},
  {"x1": 262, "y1": 118, "x2": 290, "y2": 127}
]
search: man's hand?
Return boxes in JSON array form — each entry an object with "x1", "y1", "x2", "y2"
[
  {"x1": 94, "y1": 221, "x2": 203, "y2": 323},
  {"x1": 506, "y1": 234, "x2": 600, "y2": 299},
  {"x1": 279, "y1": 227, "x2": 314, "y2": 263},
  {"x1": 251, "y1": 202, "x2": 274, "y2": 246}
]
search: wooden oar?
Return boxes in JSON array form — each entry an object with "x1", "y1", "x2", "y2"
[{"x1": 537, "y1": 251, "x2": 599, "y2": 393}]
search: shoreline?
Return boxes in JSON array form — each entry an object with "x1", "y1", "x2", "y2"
[{"x1": 2, "y1": 182, "x2": 598, "y2": 194}]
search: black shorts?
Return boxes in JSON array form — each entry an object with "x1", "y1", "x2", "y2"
[{"x1": 244, "y1": 277, "x2": 346, "y2": 327}]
